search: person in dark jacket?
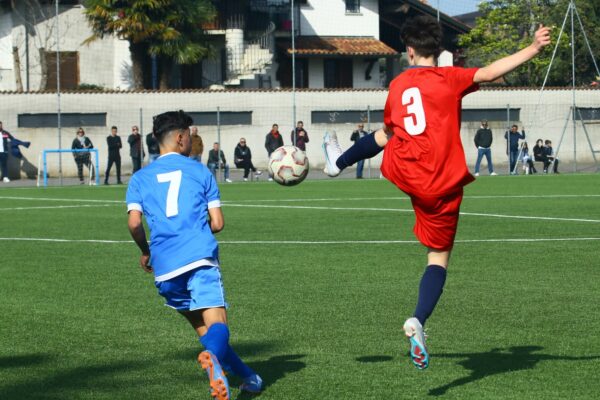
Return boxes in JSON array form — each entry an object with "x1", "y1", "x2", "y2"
[
  {"x1": 105, "y1": 126, "x2": 122, "y2": 184},
  {"x1": 473, "y1": 120, "x2": 497, "y2": 176},
  {"x1": 504, "y1": 124, "x2": 525, "y2": 174},
  {"x1": 71, "y1": 127, "x2": 95, "y2": 183},
  {"x1": 291, "y1": 120, "x2": 309, "y2": 151},
  {"x1": 543, "y1": 139, "x2": 559, "y2": 174},
  {"x1": 146, "y1": 131, "x2": 160, "y2": 163},
  {"x1": 234, "y1": 138, "x2": 262, "y2": 181},
  {"x1": 128, "y1": 125, "x2": 145, "y2": 173},
  {"x1": 207, "y1": 142, "x2": 232, "y2": 183},
  {"x1": 0, "y1": 121, "x2": 15, "y2": 182},
  {"x1": 265, "y1": 124, "x2": 284, "y2": 182},
  {"x1": 350, "y1": 123, "x2": 368, "y2": 178}
]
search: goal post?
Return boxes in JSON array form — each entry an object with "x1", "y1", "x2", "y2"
[{"x1": 37, "y1": 149, "x2": 100, "y2": 187}]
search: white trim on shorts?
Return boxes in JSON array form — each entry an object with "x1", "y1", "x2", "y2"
[{"x1": 155, "y1": 258, "x2": 219, "y2": 282}]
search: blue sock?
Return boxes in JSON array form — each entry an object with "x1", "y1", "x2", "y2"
[
  {"x1": 413, "y1": 265, "x2": 447, "y2": 327},
  {"x1": 199, "y1": 323, "x2": 229, "y2": 361},
  {"x1": 199, "y1": 323, "x2": 254, "y2": 379},
  {"x1": 336, "y1": 133, "x2": 383, "y2": 171},
  {"x1": 223, "y1": 345, "x2": 254, "y2": 379}
]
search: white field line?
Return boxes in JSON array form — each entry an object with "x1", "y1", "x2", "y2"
[
  {"x1": 224, "y1": 203, "x2": 600, "y2": 223},
  {"x1": 0, "y1": 204, "x2": 115, "y2": 211},
  {"x1": 2, "y1": 194, "x2": 600, "y2": 204},
  {"x1": 0, "y1": 196, "x2": 598, "y2": 223},
  {"x1": 1, "y1": 237, "x2": 600, "y2": 245}
]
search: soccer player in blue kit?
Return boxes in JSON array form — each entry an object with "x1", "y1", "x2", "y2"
[{"x1": 126, "y1": 111, "x2": 262, "y2": 400}]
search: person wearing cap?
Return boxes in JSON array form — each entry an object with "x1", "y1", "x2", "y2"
[
  {"x1": 473, "y1": 120, "x2": 497, "y2": 176},
  {"x1": 350, "y1": 123, "x2": 369, "y2": 178}
]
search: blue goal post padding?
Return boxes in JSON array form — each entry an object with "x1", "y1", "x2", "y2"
[{"x1": 40, "y1": 149, "x2": 100, "y2": 187}]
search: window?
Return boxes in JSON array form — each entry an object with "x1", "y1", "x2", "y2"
[
  {"x1": 46, "y1": 51, "x2": 79, "y2": 90},
  {"x1": 324, "y1": 59, "x2": 353, "y2": 88},
  {"x1": 345, "y1": 0, "x2": 360, "y2": 13}
]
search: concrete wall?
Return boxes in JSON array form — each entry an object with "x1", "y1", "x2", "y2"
[
  {"x1": 300, "y1": 0, "x2": 380, "y2": 39},
  {"x1": 0, "y1": 88, "x2": 599, "y2": 179}
]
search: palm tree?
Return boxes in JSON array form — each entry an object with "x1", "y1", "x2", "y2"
[{"x1": 84, "y1": 0, "x2": 216, "y2": 89}]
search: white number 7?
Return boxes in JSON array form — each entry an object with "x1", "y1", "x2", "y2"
[
  {"x1": 402, "y1": 87, "x2": 426, "y2": 135},
  {"x1": 157, "y1": 170, "x2": 182, "y2": 217}
]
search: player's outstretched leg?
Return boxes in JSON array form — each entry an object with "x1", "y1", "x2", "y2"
[
  {"x1": 403, "y1": 317, "x2": 429, "y2": 370},
  {"x1": 322, "y1": 131, "x2": 385, "y2": 178},
  {"x1": 198, "y1": 350, "x2": 231, "y2": 400},
  {"x1": 323, "y1": 131, "x2": 343, "y2": 177}
]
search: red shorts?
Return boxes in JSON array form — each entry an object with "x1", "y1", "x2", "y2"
[{"x1": 409, "y1": 189, "x2": 463, "y2": 251}]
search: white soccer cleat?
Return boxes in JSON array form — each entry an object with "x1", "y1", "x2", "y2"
[
  {"x1": 403, "y1": 317, "x2": 429, "y2": 370},
  {"x1": 322, "y1": 131, "x2": 342, "y2": 177}
]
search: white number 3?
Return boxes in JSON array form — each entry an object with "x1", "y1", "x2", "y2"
[
  {"x1": 402, "y1": 87, "x2": 426, "y2": 135},
  {"x1": 157, "y1": 170, "x2": 182, "y2": 217}
]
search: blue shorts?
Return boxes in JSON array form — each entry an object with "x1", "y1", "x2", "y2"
[{"x1": 155, "y1": 266, "x2": 227, "y2": 311}]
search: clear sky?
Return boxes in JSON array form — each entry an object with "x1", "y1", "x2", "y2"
[{"x1": 433, "y1": 0, "x2": 482, "y2": 16}]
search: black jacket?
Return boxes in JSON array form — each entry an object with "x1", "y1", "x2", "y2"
[
  {"x1": 234, "y1": 144, "x2": 252, "y2": 164},
  {"x1": 128, "y1": 133, "x2": 145, "y2": 158},
  {"x1": 146, "y1": 132, "x2": 159, "y2": 155},
  {"x1": 474, "y1": 128, "x2": 493, "y2": 148},
  {"x1": 208, "y1": 149, "x2": 227, "y2": 165},
  {"x1": 1, "y1": 129, "x2": 14, "y2": 154},
  {"x1": 107, "y1": 135, "x2": 122, "y2": 158},
  {"x1": 265, "y1": 131, "x2": 283, "y2": 155}
]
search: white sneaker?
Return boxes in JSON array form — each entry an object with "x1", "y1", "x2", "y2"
[
  {"x1": 225, "y1": 178, "x2": 232, "y2": 183},
  {"x1": 490, "y1": 172, "x2": 498, "y2": 176},
  {"x1": 474, "y1": 172, "x2": 479, "y2": 177},
  {"x1": 403, "y1": 317, "x2": 429, "y2": 370},
  {"x1": 243, "y1": 178, "x2": 248, "y2": 182},
  {"x1": 255, "y1": 170, "x2": 262, "y2": 176},
  {"x1": 268, "y1": 177, "x2": 273, "y2": 182},
  {"x1": 2, "y1": 177, "x2": 10, "y2": 182},
  {"x1": 322, "y1": 131, "x2": 342, "y2": 177}
]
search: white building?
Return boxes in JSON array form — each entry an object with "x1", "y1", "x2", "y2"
[{"x1": 0, "y1": 1, "x2": 132, "y2": 92}]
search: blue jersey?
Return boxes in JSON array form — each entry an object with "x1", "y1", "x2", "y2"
[{"x1": 126, "y1": 152, "x2": 221, "y2": 281}]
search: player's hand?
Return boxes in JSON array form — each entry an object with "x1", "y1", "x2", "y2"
[
  {"x1": 533, "y1": 24, "x2": 551, "y2": 52},
  {"x1": 139, "y1": 253, "x2": 152, "y2": 273}
]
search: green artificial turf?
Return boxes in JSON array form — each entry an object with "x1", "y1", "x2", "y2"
[{"x1": 1, "y1": 174, "x2": 599, "y2": 399}]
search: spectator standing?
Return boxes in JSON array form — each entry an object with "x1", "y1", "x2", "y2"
[
  {"x1": 128, "y1": 125, "x2": 144, "y2": 173},
  {"x1": 473, "y1": 120, "x2": 497, "y2": 176},
  {"x1": 265, "y1": 123, "x2": 284, "y2": 182},
  {"x1": 504, "y1": 124, "x2": 525, "y2": 174},
  {"x1": 146, "y1": 131, "x2": 160, "y2": 163},
  {"x1": 71, "y1": 127, "x2": 95, "y2": 184},
  {"x1": 350, "y1": 123, "x2": 368, "y2": 178},
  {"x1": 207, "y1": 142, "x2": 232, "y2": 183},
  {"x1": 543, "y1": 139, "x2": 559, "y2": 174},
  {"x1": 105, "y1": 126, "x2": 123, "y2": 185},
  {"x1": 234, "y1": 138, "x2": 262, "y2": 181},
  {"x1": 291, "y1": 121, "x2": 309, "y2": 151},
  {"x1": 190, "y1": 126, "x2": 204, "y2": 162},
  {"x1": 0, "y1": 121, "x2": 14, "y2": 182}
]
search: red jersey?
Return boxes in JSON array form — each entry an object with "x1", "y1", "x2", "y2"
[{"x1": 381, "y1": 66, "x2": 479, "y2": 197}]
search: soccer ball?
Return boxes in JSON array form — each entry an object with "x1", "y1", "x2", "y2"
[{"x1": 268, "y1": 145, "x2": 309, "y2": 186}]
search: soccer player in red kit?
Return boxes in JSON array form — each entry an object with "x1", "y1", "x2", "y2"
[{"x1": 323, "y1": 15, "x2": 551, "y2": 369}]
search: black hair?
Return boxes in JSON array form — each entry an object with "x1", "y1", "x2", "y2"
[
  {"x1": 152, "y1": 110, "x2": 193, "y2": 143},
  {"x1": 400, "y1": 15, "x2": 443, "y2": 59},
  {"x1": 111, "y1": 126, "x2": 117, "y2": 130}
]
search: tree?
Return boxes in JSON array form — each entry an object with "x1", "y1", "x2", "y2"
[
  {"x1": 84, "y1": 0, "x2": 216, "y2": 89},
  {"x1": 458, "y1": 0, "x2": 600, "y2": 86}
]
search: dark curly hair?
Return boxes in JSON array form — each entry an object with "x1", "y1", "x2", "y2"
[
  {"x1": 152, "y1": 110, "x2": 193, "y2": 143},
  {"x1": 400, "y1": 15, "x2": 443, "y2": 59}
]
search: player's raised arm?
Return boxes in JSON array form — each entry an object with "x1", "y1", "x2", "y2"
[{"x1": 473, "y1": 24, "x2": 551, "y2": 84}]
